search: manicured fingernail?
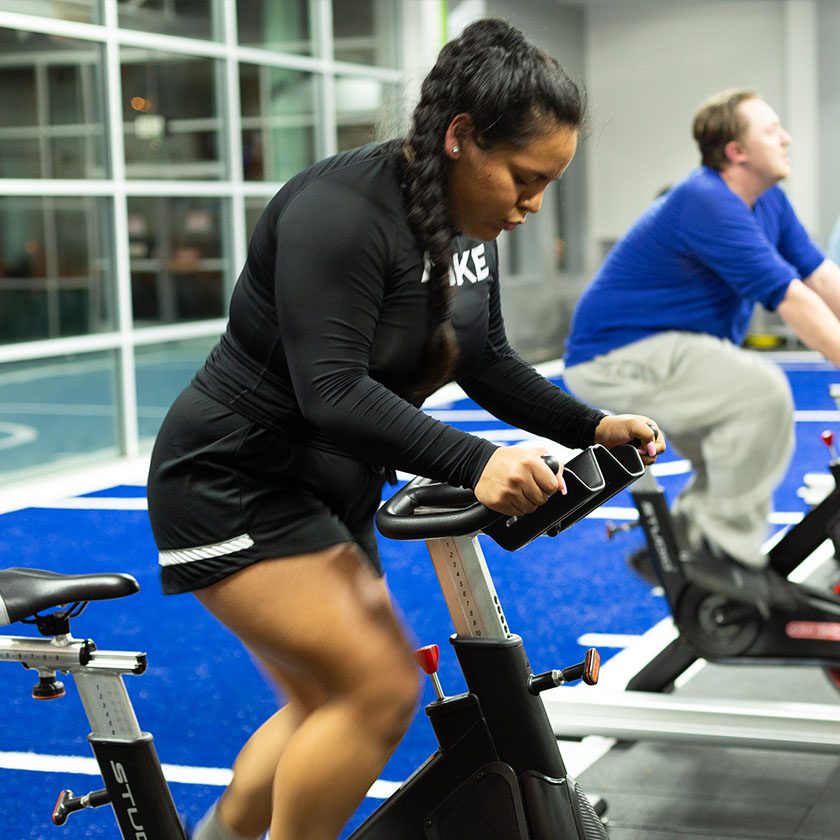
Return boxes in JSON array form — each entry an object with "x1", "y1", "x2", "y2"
[
  {"x1": 646, "y1": 442, "x2": 657, "y2": 457},
  {"x1": 559, "y1": 475, "x2": 568, "y2": 495}
]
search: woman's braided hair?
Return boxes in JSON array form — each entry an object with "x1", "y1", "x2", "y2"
[{"x1": 394, "y1": 18, "x2": 586, "y2": 399}]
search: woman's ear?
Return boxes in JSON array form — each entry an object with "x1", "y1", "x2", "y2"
[{"x1": 444, "y1": 113, "x2": 473, "y2": 160}]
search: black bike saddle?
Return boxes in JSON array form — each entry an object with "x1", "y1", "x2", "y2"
[{"x1": 0, "y1": 567, "x2": 139, "y2": 626}]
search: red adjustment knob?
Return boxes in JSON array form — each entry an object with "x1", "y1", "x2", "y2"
[
  {"x1": 582, "y1": 647, "x2": 601, "y2": 686},
  {"x1": 414, "y1": 644, "x2": 444, "y2": 700},
  {"x1": 821, "y1": 430, "x2": 839, "y2": 461},
  {"x1": 414, "y1": 644, "x2": 440, "y2": 675}
]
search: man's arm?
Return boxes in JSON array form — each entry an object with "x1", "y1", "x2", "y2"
[
  {"x1": 802, "y1": 259, "x2": 840, "y2": 319},
  {"x1": 776, "y1": 276, "x2": 840, "y2": 367}
]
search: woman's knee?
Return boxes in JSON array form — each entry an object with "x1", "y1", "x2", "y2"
[
  {"x1": 348, "y1": 642, "x2": 422, "y2": 746},
  {"x1": 362, "y1": 671, "x2": 422, "y2": 747}
]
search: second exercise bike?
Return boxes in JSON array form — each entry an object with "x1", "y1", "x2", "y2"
[{"x1": 614, "y1": 429, "x2": 840, "y2": 694}]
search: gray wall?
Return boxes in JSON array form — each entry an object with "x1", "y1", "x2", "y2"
[
  {"x1": 817, "y1": 0, "x2": 840, "y2": 248},
  {"x1": 583, "y1": 0, "x2": 836, "y2": 257},
  {"x1": 446, "y1": 0, "x2": 838, "y2": 355}
]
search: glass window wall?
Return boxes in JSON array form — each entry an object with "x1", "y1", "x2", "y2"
[
  {"x1": 0, "y1": 1, "x2": 102, "y2": 25},
  {"x1": 0, "y1": 196, "x2": 114, "y2": 343},
  {"x1": 0, "y1": 352, "x2": 120, "y2": 478},
  {"x1": 237, "y1": 1, "x2": 313, "y2": 54},
  {"x1": 0, "y1": 0, "x2": 409, "y2": 482},
  {"x1": 121, "y1": 48, "x2": 225, "y2": 180},
  {"x1": 336, "y1": 76, "x2": 399, "y2": 150},
  {"x1": 332, "y1": 0, "x2": 397, "y2": 67},
  {"x1": 0, "y1": 28, "x2": 106, "y2": 179},
  {"x1": 240, "y1": 64, "x2": 317, "y2": 182},
  {"x1": 117, "y1": 0, "x2": 221, "y2": 41},
  {"x1": 135, "y1": 337, "x2": 217, "y2": 442},
  {"x1": 245, "y1": 195, "x2": 271, "y2": 240},
  {"x1": 128, "y1": 196, "x2": 230, "y2": 325}
]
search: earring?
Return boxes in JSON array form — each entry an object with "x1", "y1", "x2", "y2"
[{"x1": 452, "y1": 145, "x2": 460, "y2": 154}]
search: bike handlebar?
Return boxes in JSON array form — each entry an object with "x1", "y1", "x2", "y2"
[{"x1": 376, "y1": 445, "x2": 645, "y2": 550}]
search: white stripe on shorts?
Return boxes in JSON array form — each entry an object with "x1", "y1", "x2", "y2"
[{"x1": 158, "y1": 534, "x2": 255, "y2": 567}]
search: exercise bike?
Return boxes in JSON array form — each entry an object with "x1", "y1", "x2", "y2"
[
  {"x1": 0, "y1": 443, "x2": 644, "y2": 839},
  {"x1": 0, "y1": 568, "x2": 188, "y2": 838},
  {"x1": 614, "y1": 428, "x2": 840, "y2": 696},
  {"x1": 350, "y1": 443, "x2": 644, "y2": 839}
]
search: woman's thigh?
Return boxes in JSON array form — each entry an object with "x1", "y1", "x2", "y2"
[{"x1": 194, "y1": 543, "x2": 415, "y2": 697}]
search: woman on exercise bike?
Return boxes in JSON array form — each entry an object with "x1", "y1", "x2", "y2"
[{"x1": 146, "y1": 18, "x2": 665, "y2": 840}]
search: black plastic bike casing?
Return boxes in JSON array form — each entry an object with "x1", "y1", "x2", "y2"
[
  {"x1": 89, "y1": 735, "x2": 187, "y2": 840},
  {"x1": 451, "y1": 634, "x2": 567, "y2": 778}
]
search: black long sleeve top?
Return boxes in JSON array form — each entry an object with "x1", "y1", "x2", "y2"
[{"x1": 194, "y1": 142, "x2": 604, "y2": 489}]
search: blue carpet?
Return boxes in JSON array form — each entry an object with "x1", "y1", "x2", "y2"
[{"x1": 0, "y1": 360, "x2": 836, "y2": 838}]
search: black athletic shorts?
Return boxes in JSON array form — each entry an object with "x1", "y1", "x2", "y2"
[{"x1": 147, "y1": 384, "x2": 386, "y2": 594}]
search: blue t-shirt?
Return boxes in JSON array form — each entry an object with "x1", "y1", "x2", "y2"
[{"x1": 564, "y1": 166, "x2": 825, "y2": 367}]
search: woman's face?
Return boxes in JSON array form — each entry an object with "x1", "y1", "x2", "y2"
[{"x1": 445, "y1": 118, "x2": 578, "y2": 241}]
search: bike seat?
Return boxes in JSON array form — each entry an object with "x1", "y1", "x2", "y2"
[{"x1": 0, "y1": 567, "x2": 139, "y2": 626}]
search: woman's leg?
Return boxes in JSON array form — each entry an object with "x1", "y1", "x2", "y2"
[
  {"x1": 208, "y1": 666, "x2": 326, "y2": 837},
  {"x1": 195, "y1": 542, "x2": 421, "y2": 840}
]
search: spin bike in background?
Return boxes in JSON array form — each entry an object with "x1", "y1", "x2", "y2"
[
  {"x1": 614, "y1": 426, "x2": 840, "y2": 696},
  {"x1": 0, "y1": 444, "x2": 645, "y2": 840}
]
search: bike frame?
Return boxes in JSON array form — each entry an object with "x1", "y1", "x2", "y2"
[{"x1": 0, "y1": 632, "x2": 187, "y2": 839}]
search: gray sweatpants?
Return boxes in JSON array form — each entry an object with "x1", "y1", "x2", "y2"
[{"x1": 564, "y1": 332, "x2": 794, "y2": 568}]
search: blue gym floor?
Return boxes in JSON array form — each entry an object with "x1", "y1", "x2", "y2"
[{"x1": 0, "y1": 357, "x2": 838, "y2": 839}]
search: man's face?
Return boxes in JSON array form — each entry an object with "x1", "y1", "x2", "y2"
[{"x1": 735, "y1": 98, "x2": 792, "y2": 185}]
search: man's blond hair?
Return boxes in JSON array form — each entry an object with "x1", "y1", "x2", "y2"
[{"x1": 692, "y1": 88, "x2": 759, "y2": 170}]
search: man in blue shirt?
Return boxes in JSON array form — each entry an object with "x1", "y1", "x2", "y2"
[{"x1": 565, "y1": 88, "x2": 840, "y2": 576}]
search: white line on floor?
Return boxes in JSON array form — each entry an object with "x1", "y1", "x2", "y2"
[
  {"x1": 0, "y1": 750, "x2": 401, "y2": 799},
  {"x1": 32, "y1": 497, "x2": 148, "y2": 510}
]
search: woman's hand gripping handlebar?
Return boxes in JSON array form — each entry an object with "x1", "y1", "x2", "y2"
[
  {"x1": 594, "y1": 415, "x2": 665, "y2": 466},
  {"x1": 474, "y1": 446, "x2": 566, "y2": 517},
  {"x1": 376, "y1": 454, "x2": 560, "y2": 541},
  {"x1": 376, "y1": 445, "x2": 646, "y2": 550}
]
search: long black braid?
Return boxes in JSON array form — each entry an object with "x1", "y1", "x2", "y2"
[{"x1": 392, "y1": 18, "x2": 586, "y2": 399}]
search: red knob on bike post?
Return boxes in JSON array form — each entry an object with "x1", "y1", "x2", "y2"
[
  {"x1": 582, "y1": 647, "x2": 601, "y2": 686},
  {"x1": 414, "y1": 644, "x2": 439, "y2": 674},
  {"x1": 414, "y1": 644, "x2": 445, "y2": 700},
  {"x1": 821, "y1": 430, "x2": 839, "y2": 461}
]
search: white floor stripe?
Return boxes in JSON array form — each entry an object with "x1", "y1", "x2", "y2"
[
  {"x1": 650, "y1": 459, "x2": 691, "y2": 476},
  {"x1": 21, "y1": 496, "x2": 809, "y2": 530},
  {"x1": 793, "y1": 410, "x2": 840, "y2": 421},
  {"x1": 787, "y1": 539, "x2": 835, "y2": 583},
  {"x1": 0, "y1": 750, "x2": 401, "y2": 800},
  {"x1": 32, "y1": 497, "x2": 148, "y2": 510},
  {"x1": 0, "y1": 457, "x2": 150, "y2": 515},
  {"x1": 0, "y1": 751, "x2": 232, "y2": 787},
  {"x1": 577, "y1": 633, "x2": 642, "y2": 648}
]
